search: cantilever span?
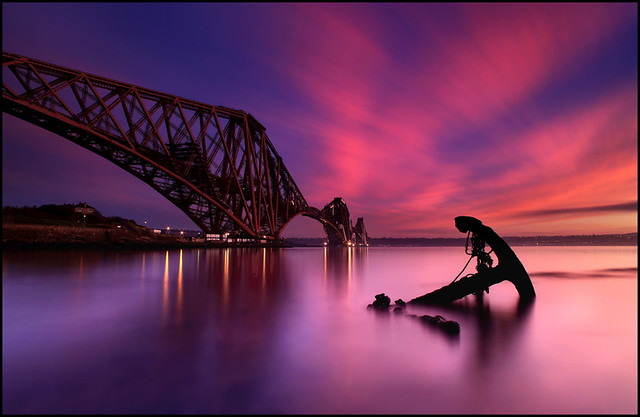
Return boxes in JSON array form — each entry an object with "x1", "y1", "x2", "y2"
[{"x1": 2, "y1": 51, "x2": 368, "y2": 246}]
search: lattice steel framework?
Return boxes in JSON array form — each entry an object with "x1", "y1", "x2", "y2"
[
  {"x1": 354, "y1": 217, "x2": 369, "y2": 246},
  {"x1": 319, "y1": 198, "x2": 353, "y2": 246},
  {"x1": 2, "y1": 51, "x2": 367, "y2": 244}
]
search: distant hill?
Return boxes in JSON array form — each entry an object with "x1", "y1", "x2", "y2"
[
  {"x1": 2, "y1": 203, "x2": 141, "y2": 231},
  {"x1": 2, "y1": 203, "x2": 207, "y2": 250}
]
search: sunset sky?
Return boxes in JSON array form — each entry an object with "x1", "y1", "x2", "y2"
[{"x1": 2, "y1": 3, "x2": 637, "y2": 238}]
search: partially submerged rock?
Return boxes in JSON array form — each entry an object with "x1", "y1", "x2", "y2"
[
  {"x1": 367, "y1": 294, "x2": 410, "y2": 310},
  {"x1": 368, "y1": 293, "x2": 391, "y2": 309},
  {"x1": 418, "y1": 314, "x2": 460, "y2": 335},
  {"x1": 368, "y1": 294, "x2": 460, "y2": 334}
]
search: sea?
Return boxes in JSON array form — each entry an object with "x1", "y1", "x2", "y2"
[{"x1": 2, "y1": 245, "x2": 637, "y2": 414}]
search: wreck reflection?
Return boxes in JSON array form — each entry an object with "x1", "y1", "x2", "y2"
[{"x1": 453, "y1": 296, "x2": 534, "y2": 369}]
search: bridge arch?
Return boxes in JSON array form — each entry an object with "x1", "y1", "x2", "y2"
[
  {"x1": 291, "y1": 197, "x2": 368, "y2": 246},
  {"x1": 2, "y1": 51, "x2": 367, "y2": 245},
  {"x1": 278, "y1": 210, "x2": 338, "y2": 242}
]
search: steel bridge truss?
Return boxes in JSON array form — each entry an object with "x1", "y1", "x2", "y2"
[{"x1": 2, "y1": 52, "x2": 367, "y2": 245}]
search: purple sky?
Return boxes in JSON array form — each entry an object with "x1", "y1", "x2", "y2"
[{"x1": 2, "y1": 3, "x2": 637, "y2": 238}]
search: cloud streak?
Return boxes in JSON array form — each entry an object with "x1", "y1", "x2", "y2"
[
  {"x1": 513, "y1": 201, "x2": 638, "y2": 219},
  {"x1": 265, "y1": 3, "x2": 637, "y2": 236}
]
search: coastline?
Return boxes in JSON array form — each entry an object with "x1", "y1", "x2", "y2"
[
  {"x1": 3, "y1": 223, "x2": 636, "y2": 251},
  {"x1": 1, "y1": 223, "x2": 289, "y2": 251}
]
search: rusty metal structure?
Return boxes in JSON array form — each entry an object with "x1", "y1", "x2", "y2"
[
  {"x1": 354, "y1": 217, "x2": 369, "y2": 246},
  {"x1": 2, "y1": 51, "x2": 366, "y2": 245},
  {"x1": 321, "y1": 197, "x2": 353, "y2": 246}
]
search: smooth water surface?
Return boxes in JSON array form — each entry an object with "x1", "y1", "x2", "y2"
[{"x1": 2, "y1": 246, "x2": 637, "y2": 414}]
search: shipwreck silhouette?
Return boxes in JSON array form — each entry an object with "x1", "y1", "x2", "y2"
[{"x1": 410, "y1": 216, "x2": 536, "y2": 305}]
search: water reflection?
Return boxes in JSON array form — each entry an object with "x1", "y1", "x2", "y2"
[
  {"x1": 162, "y1": 250, "x2": 170, "y2": 324},
  {"x1": 3, "y1": 249, "x2": 143, "y2": 272},
  {"x1": 178, "y1": 250, "x2": 183, "y2": 319},
  {"x1": 2, "y1": 247, "x2": 636, "y2": 414},
  {"x1": 77, "y1": 253, "x2": 84, "y2": 280},
  {"x1": 464, "y1": 297, "x2": 533, "y2": 369},
  {"x1": 322, "y1": 246, "x2": 368, "y2": 293},
  {"x1": 140, "y1": 252, "x2": 146, "y2": 290},
  {"x1": 223, "y1": 248, "x2": 229, "y2": 307},
  {"x1": 4, "y1": 248, "x2": 296, "y2": 413},
  {"x1": 160, "y1": 249, "x2": 184, "y2": 324},
  {"x1": 152, "y1": 248, "x2": 291, "y2": 326}
]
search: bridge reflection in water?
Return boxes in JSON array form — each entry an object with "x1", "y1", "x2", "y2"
[{"x1": 2, "y1": 51, "x2": 368, "y2": 246}]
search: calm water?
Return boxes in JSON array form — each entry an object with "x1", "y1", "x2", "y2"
[{"x1": 2, "y1": 246, "x2": 637, "y2": 414}]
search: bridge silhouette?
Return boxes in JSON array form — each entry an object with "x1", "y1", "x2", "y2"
[{"x1": 2, "y1": 51, "x2": 368, "y2": 246}]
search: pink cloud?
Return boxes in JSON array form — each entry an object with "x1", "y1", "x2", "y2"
[
  {"x1": 267, "y1": 4, "x2": 636, "y2": 236},
  {"x1": 417, "y1": 3, "x2": 633, "y2": 128},
  {"x1": 486, "y1": 85, "x2": 637, "y2": 212},
  {"x1": 394, "y1": 84, "x2": 638, "y2": 236}
]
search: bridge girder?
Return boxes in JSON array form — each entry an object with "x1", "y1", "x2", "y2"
[
  {"x1": 354, "y1": 217, "x2": 369, "y2": 246},
  {"x1": 295, "y1": 197, "x2": 367, "y2": 247},
  {"x1": 2, "y1": 51, "x2": 367, "y2": 245},
  {"x1": 320, "y1": 197, "x2": 354, "y2": 246}
]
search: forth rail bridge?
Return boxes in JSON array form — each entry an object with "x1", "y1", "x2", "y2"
[{"x1": 2, "y1": 51, "x2": 368, "y2": 246}]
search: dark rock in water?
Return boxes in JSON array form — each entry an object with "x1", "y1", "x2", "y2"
[
  {"x1": 370, "y1": 293, "x2": 391, "y2": 309},
  {"x1": 419, "y1": 314, "x2": 460, "y2": 335},
  {"x1": 393, "y1": 307, "x2": 403, "y2": 313},
  {"x1": 394, "y1": 299, "x2": 406, "y2": 306},
  {"x1": 437, "y1": 320, "x2": 460, "y2": 335}
]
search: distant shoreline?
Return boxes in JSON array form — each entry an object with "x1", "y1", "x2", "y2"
[
  {"x1": 288, "y1": 234, "x2": 638, "y2": 247},
  {"x1": 3, "y1": 203, "x2": 636, "y2": 250},
  {"x1": 1, "y1": 223, "x2": 289, "y2": 251},
  {"x1": 2, "y1": 223, "x2": 636, "y2": 250}
]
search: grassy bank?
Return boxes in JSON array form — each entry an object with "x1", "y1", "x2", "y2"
[
  {"x1": 1, "y1": 223, "x2": 291, "y2": 250},
  {"x1": 2, "y1": 203, "x2": 291, "y2": 250},
  {"x1": 2, "y1": 223, "x2": 196, "y2": 250}
]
